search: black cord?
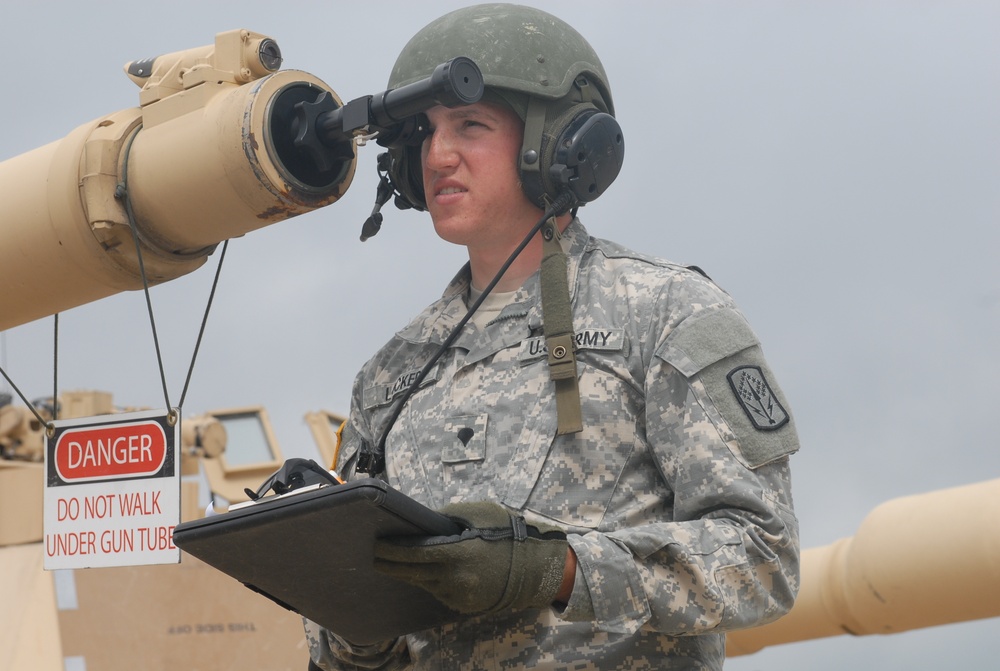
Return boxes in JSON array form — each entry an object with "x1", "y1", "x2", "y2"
[
  {"x1": 116, "y1": 123, "x2": 226, "y2": 419},
  {"x1": 179, "y1": 239, "x2": 228, "y2": 409},
  {"x1": 117, "y1": 125, "x2": 173, "y2": 413},
  {"x1": 52, "y1": 313, "x2": 58, "y2": 422}
]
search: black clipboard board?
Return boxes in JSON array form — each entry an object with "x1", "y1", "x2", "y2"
[{"x1": 172, "y1": 478, "x2": 462, "y2": 644}]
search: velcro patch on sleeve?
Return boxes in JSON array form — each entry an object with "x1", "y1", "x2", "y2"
[
  {"x1": 656, "y1": 309, "x2": 799, "y2": 468},
  {"x1": 658, "y1": 308, "x2": 759, "y2": 377}
]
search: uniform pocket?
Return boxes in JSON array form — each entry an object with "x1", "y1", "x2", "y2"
[{"x1": 505, "y1": 346, "x2": 642, "y2": 529}]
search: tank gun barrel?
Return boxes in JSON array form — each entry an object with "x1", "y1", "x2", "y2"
[
  {"x1": 0, "y1": 29, "x2": 356, "y2": 332},
  {"x1": 727, "y1": 478, "x2": 1000, "y2": 655}
]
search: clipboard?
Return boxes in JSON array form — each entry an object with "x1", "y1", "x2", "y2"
[{"x1": 172, "y1": 478, "x2": 462, "y2": 644}]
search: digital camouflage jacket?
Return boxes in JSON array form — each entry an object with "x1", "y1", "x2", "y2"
[{"x1": 306, "y1": 220, "x2": 800, "y2": 671}]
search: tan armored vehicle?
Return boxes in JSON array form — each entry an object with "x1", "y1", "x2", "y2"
[{"x1": 0, "y1": 28, "x2": 997, "y2": 671}]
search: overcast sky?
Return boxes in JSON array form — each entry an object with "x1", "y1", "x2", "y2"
[{"x1": 2, "y1": 1, "x2": 998, "y2": 668}]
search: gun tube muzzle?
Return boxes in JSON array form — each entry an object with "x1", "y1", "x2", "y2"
[{"x1": 0, "y1": 70, "x2": 355, "y2": 331}]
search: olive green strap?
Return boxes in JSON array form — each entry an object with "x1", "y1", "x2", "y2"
[
  {"x1": 540, "y1": 218, "x2": 583, "y2": 435},
  {"x1": 518, "y1": 96, "x2": 547, "y2": 182}
]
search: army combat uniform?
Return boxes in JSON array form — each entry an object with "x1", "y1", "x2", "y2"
[{"x1": 306, "y1": 220, "x2": 800, "y2": 671}]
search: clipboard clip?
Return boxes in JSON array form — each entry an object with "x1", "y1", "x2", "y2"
[{"x1": 245, "y1": 458, "x2": 342, "y2": 501}]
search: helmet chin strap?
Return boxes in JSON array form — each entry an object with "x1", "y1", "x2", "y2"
[
  {"x1": 357, "y1": 190, "x2": 580, "y2": 476},
  {"x1": 517, "y1": 96, "x2": 548, "y2": 204}
]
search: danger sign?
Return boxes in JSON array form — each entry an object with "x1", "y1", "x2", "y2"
[
  {"x1": 53, "y1": 420, "x2": 167, "y2": 482},
  {"x1": 44, "y1": 409, "x2": 180, "y2": 570}
]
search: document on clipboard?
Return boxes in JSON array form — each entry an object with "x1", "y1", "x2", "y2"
[{"x1": 171, "y1": 478, "x2": 462, "y2": 644}]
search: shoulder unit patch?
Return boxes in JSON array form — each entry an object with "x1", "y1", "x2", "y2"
[{"x1": 727, "y1": 365, "x2": 789, "y2": 431}]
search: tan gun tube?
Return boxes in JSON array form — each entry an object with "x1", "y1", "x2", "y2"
[
  {"x1": 0, "y1": 31, "x2": 355, "y2": 331},
  {"x1": 727, "y1": 478, "x2": 1000, "y2": 655}
]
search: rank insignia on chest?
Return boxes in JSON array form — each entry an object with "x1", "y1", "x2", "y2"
[{"x1": 727, "y1": 365, "x2": 789, "y2": 431}]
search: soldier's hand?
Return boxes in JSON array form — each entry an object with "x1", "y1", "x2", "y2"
[{"x1": 373, "y1": 501, "x2": 568, "y2": 616}]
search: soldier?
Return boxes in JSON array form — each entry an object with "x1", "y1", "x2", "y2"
[{"x1": 306, "y1": 3, "x2": 800, "y2": 669}]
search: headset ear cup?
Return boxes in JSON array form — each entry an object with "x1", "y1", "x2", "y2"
[
  {"x1": 548, "y1": 110, "x2": 624, "y2": 204},
  {"x1": 387, "y1": 145, "x2": 427, "y2": 211},
  {"x1": 528, "y1": 104, "x2": 624, "y2": 206},
  {"x1": 403, "y1": 146, "x2": 426, "y2": 210}
]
